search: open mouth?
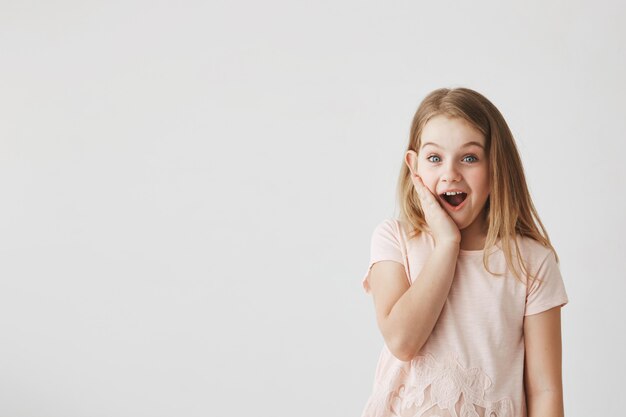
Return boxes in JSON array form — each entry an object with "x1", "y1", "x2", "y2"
[{"x1": 439, "y1": 192, "x2": 468, "y2": 208}]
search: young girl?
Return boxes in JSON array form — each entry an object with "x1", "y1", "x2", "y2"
[{"x1": 360, "y1": 87, "x2": 569, "y2": 417}]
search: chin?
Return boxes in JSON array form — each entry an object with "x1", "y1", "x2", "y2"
[{"x1": 456, "y1": 222, "x2": 470, "y2": 230}]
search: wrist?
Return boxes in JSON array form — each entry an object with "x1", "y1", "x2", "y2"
[{"x1": 435, "y1": 240, "x2": 461, "y2": 250}]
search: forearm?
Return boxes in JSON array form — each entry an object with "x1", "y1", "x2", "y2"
[
  {"x1": 526, "y1": 391, "x2": 565, "y2": 417},
  {"x1": 385, "y1": 241, "x2": 459, "y2": 361}
]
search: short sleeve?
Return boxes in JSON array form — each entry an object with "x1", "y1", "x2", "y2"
[
  {"x1": 361, "y1": 219, "x2": 406, "y2": 294},
  {"x1": 524, "y1": 250, "x2": 569, "y2": 316}
]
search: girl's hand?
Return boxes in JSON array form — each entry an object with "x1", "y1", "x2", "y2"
[{"x1": 411, "y1": 173, "x2": 462, "y2": 246}]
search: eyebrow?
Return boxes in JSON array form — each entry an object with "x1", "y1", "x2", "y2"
[{"x1": 420, "y1": 141, "x2": 485, "y2": 150}]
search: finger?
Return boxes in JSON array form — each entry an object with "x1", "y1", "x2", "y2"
[
  {"x1": 413, "y1": 173, "x2": 424, "y2": 189},
  {"x1": 412, "y1": 174, "x2": 425, "y2": 197},
  {"x1": 413, "y1": 174, "x2": 429, "y2": 198},
  {"x1": 414, "y1": 175, "x2": 438, "y2": 206}
]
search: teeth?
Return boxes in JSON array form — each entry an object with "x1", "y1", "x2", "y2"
[{"x1": 444, "y1": 191, "x2": 465, "y2": 196}]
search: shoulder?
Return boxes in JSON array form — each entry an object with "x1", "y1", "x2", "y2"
[
  {"x1": 377, "y1": 217, "x2": 407, "y2": 231},
  {"x1": 371, "y1": 217, "x2": 403, "y2": 239},
  {"x1": 374, "y1": 217, "x2": 398, "y2": 230},
  {"x1": 509, "y1": 235, "x2": 562, "y2": 291},
  {"x1": 371, "y1": 217, "x2": 432, "y2": 256},
  {"x1": 369, "y1": 217, "x2": 415, "y2": 248},
  {"x1": 372, "y1": 217, "x2": 420, "y2": 242},
  {"x1": 512, "y1": 234, "x2": 556, "y2": 266}
]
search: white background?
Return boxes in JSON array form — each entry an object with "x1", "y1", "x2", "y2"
[{"x1": 0, "y1": 1, "x2": 624, "y2": 416}]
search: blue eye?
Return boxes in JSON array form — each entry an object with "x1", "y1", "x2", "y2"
[{"x1": 426, "y1": 155, "x2": 478, "y2": 163}]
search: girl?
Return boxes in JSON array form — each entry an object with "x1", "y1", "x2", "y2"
[{"x1": 360, "y1": 87, "x2": 569, "y2": 417}]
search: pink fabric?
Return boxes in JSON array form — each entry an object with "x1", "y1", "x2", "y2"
[{"x1": 360, "y1": 218, "x2": 569, "y2": 417}]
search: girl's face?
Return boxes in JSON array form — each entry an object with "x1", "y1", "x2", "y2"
[{"x1": 412, "y1": 114, "x2": 491, "y2": 232}]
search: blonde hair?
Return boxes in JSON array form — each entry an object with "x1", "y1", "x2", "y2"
[{"x1": 396, "y1": 87, "x2": 557, "y2": 286}]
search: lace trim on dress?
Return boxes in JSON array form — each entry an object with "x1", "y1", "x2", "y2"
[{"x1": 364, "y1": 352, "x2": 514, "y2": 417}]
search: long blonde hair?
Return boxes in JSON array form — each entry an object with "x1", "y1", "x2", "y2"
[{"x1": 396, "y1": 87, "x2": 557, "y2": 286}]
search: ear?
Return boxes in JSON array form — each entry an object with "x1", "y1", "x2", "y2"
[{"x1": 405, "y1": 150, "x2": 418, "y2": 174}]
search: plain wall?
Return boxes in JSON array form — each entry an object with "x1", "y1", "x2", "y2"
[{"x1": 0, "y1": 0, "x2": 624, "y2": 416}]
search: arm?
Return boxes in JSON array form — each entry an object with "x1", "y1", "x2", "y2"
[
  {"x1": 368, "y1": 241, "x2": 459, "y2": 361},
  {"x1": 523, "y1": 306, "x2": 565, "y2": 417}
]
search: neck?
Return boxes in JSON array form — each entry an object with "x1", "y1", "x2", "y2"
[{"x1": 460, "y1": 210, "x2": 488, "y2": 251}]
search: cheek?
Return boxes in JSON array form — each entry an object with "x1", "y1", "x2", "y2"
[
  {"x1": 424, "y1": 180, "x2": 438, "y2": 195},
  {"x1": 469, "y1": 173, "x2": 490, "y2": 197},
  {"x1": 415, "y1": 170, "x2": 437, "y2": 195}
]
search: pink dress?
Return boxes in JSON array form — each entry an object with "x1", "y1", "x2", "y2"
[{"x1": 360, "y1": 218, "x2": 569, "y2": 417}]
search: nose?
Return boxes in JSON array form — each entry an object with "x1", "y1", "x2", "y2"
[{"x1": 442, "y1": 162, "x2": 461, "y2": 183}]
